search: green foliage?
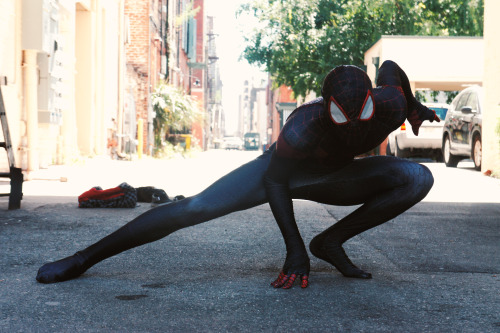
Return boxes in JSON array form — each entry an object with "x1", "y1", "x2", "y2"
[
  {"x1": 153, "y1": 141, "x2": 188, "y2": 159},
  {"x1": 175, "y1": 3, "x2": 201, "y2": 26},
  {"x1": 445, "y1": 91, "x2": 459, "y2": 104},
  {"x1": 240, "y1": 0, "x2": 484, "y2": 97},
  {"x1": 496, "y1": 118, "x2": 500, "y2": 144},
  {"x1": 151, "y1": 83, "x2": 203, "y2": 157},
  {"x1": 415, "y1": 90, "x2": 458, "y2": 104}
]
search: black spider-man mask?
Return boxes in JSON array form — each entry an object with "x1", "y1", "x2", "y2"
[{"x1": 321, "y1": 65, "x2": 375, "y2": 148}]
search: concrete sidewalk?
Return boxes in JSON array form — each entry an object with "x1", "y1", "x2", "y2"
[
  {"x1": 3, "y1": 151, "x2": 500, "y2": 210},
  {"x1": 1, "y1": 152, "x2": 499, "y2": 332},
  {"x1": 1, "y1": 149, "x2": 262, "y2": 209}
]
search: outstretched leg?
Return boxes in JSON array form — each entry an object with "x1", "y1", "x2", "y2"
[
  {"x1": 289, "y1": 156, "x2": 434, "y2": 278},
  {"x1": 36, "y1": 153, "x2": 271, "y2": 283}
]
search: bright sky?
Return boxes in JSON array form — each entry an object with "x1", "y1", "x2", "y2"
[{"x1": 204, "y1": 0, "x2": 267, "y2": 135}]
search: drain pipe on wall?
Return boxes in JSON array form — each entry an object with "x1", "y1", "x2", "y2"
[{"x1": 22, "y1": 49, "x2": 39, "y2": 173}]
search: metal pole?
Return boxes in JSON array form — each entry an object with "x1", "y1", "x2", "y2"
[{"x1": 23, "y1": 49, "x2": 39, "y2": 172}]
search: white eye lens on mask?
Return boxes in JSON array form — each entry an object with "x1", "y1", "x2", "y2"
[
  {"x1": 328, "y1": 97, "x2": 349, "y2": 124},
  {"x1": 359, "y1": 92, "x2": 374, "y2": 121}
]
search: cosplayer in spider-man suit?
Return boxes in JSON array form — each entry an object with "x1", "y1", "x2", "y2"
[{"x1": 36, "y1": 60, "x2": 439, "y2": 288}]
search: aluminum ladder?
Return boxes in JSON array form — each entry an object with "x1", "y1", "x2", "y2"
[{"x1": 0, "y1": 79, "x2": 23, "y2": 209}]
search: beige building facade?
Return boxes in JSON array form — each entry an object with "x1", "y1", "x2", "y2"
[
  {"x1": 364, "y1": 35, "x2": 483, "y2": 92},
  {"x1": 0, "y1": 0, "x2": 125, "y2": 175},
  {"x1": 483, "y1": 0, "x2": 500, "y2": 174}
]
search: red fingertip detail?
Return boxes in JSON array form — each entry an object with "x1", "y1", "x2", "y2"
[
  {"x1": 432, "y1": 110, "x2": 440, "y2": 122},
  {"x1": 283, "y1": 274, "x2": 297, "y2": 289},
  {"x1": 301, "y1": 275, "x2": 309, "y2": 288},
  {"x1": 271, "y1": 271, "x2": 289, "y2": 288}
]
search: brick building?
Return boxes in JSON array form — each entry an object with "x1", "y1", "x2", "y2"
[
  {"x1": 124, "y1": 0, "x2": 208, "y2": 153},
  {"x1": 267, "y1": 84, "x2": 297, "y2": 147},
  {"x1": 125, "y1": 0, "x2": 166, "y2": 155},
  {"x1": 164, "y1": 0, "x2": 207, "y2": 149}
]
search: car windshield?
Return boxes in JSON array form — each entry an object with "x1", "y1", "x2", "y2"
[{"x1": 429, "y1": 107, "x2": 448, "y2": 121}]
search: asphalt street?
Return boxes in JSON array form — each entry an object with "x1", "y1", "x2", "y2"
[{"x1": 1, "y1": 150, "x2": 499, "y2": 332}]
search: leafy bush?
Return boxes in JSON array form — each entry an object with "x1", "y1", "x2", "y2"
[{"x1": 151, "y1": 83, "x2": 203, "y2": 157}]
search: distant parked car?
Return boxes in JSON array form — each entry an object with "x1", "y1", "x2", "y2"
[
  {"x1": 442, "y1": 86, "x2": 483, "y2": 170},
  {"x1": 222, "y1": 136, "x2": 243, "y2": 150},
  {"x1": 387, "y1": 102, "x2": 449, "y2": 160},
  {"x1": 244, "y1": 132, "x2": 261, "y2": 150}
]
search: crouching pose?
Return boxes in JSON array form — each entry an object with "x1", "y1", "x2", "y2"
[{"x1": 36, "y1": 60, "x2": 438, "y2": 288}]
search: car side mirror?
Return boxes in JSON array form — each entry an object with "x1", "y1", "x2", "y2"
[{"x1": 461, "y1": 106, "x2": 473, "y2": 113}]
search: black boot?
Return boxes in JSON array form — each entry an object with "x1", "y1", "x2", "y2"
[
  {"x1": 309, "y1": 234, "x2": 372, "y2": 279},
  {"x1": 36, "y1": 251, "x2": 89, "y2": 283}
]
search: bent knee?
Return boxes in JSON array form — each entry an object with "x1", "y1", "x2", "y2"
[
  {"x1": 417, "y1": 163, "x2": 434, "y2": 188},
  {"x1": 396, "y1": 160, "x2": 434, "y2": 200}
]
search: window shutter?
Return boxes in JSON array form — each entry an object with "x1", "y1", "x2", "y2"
[{"x1": 187, "y1": 18, "x2": 197, "y2": 60}]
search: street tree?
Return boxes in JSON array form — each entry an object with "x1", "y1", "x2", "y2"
[{"x1": 240, "y1": 0, "x2": 483, "y2": 98}]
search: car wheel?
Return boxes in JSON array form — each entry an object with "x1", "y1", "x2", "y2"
[
  {"x1": 472, "y1": 134, "x2": 482, "y2": 171},
  {"x1": 386, "y1": 141, "x2": 394, "y2": 156},
  {"x1": 443, "y1": 135, "x2": 460, "y2": 167},
  {"x1": 434, "y1": 150, "x2": 444, "y2": 163},
  {"x1": 395, "y1": 139, "x2": 408, "y2": 158}
]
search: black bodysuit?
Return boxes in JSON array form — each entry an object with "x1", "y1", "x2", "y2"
[{"x1": 36, "y1": 61, "x2": 437, "y2": 288}]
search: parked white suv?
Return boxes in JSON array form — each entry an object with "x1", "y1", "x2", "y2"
[{"x1": 387, "y1": 102, "x2": 449, "y2": 160}]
